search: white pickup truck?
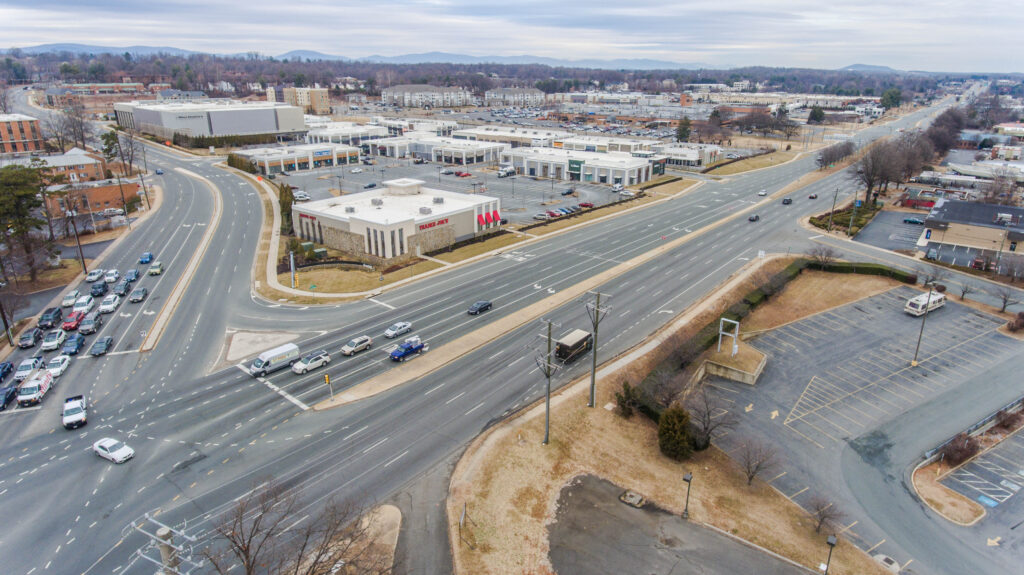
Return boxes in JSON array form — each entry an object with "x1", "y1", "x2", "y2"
[{"x1": 62, "y1": 395, "x2": 88, "y2": 429}]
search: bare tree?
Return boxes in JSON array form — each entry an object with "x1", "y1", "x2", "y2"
[
  {"x1": 996, "y1": 287, "x2": 1020, "y2": 313},
  {"x1": 853, "y1": 142, "x2": 890, "y2": 204},
  {"x1": 958, "y1": 282, "x2": 976, "y2": 301},
  {"x1": 203, "y1": 481, "x2": 392, "y2": 575},
  {"x1": 0, "y1": 84, "x2": 10, "y2": 114},
  {"x1": 63, "y1": 100, "x2": 91, "y2": 150},
  {"x1": 806, "y1": 245, "x2": 842, "y2": 266},
  {"x1": 808, "y1": 495, "x2": 846, "y2": 533},
  {"x1": 687, "y1": 385, "x2": 737, "y2": 450},
  {"x1": 42, "y1": 114, "x2": 72, "y2": 153},
  {"x1": 647, "y1": 366, "x2": 683, "y2": 407},
  {"x1": 918, "y1": 267, "x2": 948, "y2": 287},
  {"x1": 737, "y1": 440, "x2": 777, "y2": 486}
]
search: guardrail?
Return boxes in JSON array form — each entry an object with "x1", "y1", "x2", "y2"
[{"x1": 923, "y1": 393, "x2": 1024, "y2": 461}]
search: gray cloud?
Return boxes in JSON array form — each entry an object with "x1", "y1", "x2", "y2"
[{"x1": 1, "y1": 0, "x2": 1019, "y2": 71}]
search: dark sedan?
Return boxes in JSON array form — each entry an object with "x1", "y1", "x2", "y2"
[
  {"x1": 113, "y1": 280, "x2": 131, "y2": 297},
  {"x1": 129, "y1": 287, "x2": 148, "y2": 303},
  {"x1": 467, "y1": 300, "x2": 492, "y2": 315},
  {"x1": 18, "y1": 327, "x2": 43, "y2": 349},
  {"x1": 0, "y1": 362, "x2": 13, "y2": 383},
  {"x1": 124, "y1": 268, "x2": 141, "y2": 282},
  {"x1": 90, "y1": 336, "x2": 114, "y2": 356}
]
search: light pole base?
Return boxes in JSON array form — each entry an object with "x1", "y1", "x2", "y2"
[
  {"x1": 910, "y1": 360, "x2": 919, "y2": 367},
  {"x1": 682, "y1": 510, "x2": 689, "y2": 520}
]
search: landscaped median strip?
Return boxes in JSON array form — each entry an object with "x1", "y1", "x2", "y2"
[{"x1": 313, "y1": 202, "x2": 774, "y2": 410}]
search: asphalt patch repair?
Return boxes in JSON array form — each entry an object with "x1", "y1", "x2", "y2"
[{"x1": 548, "y1": 475, "x2": 804, "y2": 575}]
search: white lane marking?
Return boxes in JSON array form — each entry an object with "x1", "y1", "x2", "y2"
[
  {"x1": 465, "y1": 401, "x2": 485, "y2": 415},
  {"x1": 445, "y1": 391, "x2": 465, "y2": 405},
  {"x1": 343, "y1": 426, "x2": 368, "y2": 441},
  {"x1": 425, "y1": 383, "x2": 445, "y2": 395},
  {"x1": 362, "y1": 438, "x2": 387, "y2": 454},
  {"x1": 234, "y1": 364, "x2": 309, "y2": 410},
  {"x1": 384, "y1": 450, "x2": 409, "y2": 468},
  {"x1": 367, "y1": 298, "x2": 396, "y2": 310}
]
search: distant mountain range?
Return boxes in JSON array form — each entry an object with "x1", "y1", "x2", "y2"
[
  {"x1": 12, "y1": 45, "x2": 920, "y2": 74},
  {"x1": 15, "y1": 44, "x2": 707, "y2": 70}
]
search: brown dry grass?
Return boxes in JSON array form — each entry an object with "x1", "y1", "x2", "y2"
[
  {"x1": 433, "y1": 233, "x2": 528, "y2": 263},
  {"x1": 280, "y1": 259, "x2": 443, "y2": 294},
  {"x1": 912, "y1": 462, "x2": 985, "y2": 524},
  {"x1": 706, "y1": 339, "x2": 764, "y2": 373},
  {"x1": 16, "y1": 259, "x2": 92, "y2": 292},
  {"x1": 741, "y1": 271, "x2": 902, "y2": 334},
  {"x1": 448, "y1": 260, "x2": 890, "y2": 575},
  {"x1": 708, "y1": 150, "x2": 800, "y2": 175},
  {"x1": 59, "y1": 226, "x2": 125, "y2": 246}
]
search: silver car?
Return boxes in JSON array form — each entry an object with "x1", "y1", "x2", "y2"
[
  {"x1": 291, "y1": 350, "x2": 330, "y2": 374},
  {"x1": 384, "y1": 322, "x2": 412, "y2": 339},
  {"x1": 340, "y1": 335, "x2": 373, "y2": 356}
]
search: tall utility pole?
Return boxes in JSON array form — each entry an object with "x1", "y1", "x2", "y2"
[
  {"x1": 535, "y1": 319, "x2": 559, "y2": 445},
  {"x1": 68, "y1": 214, "x2": 87, "y2": 273},
  {"x1": 584, "y1": 291, "x2": 611, "y2": 408},
  {"x1": 827, "y1": 187, "x2": 839, "y2": 232}
]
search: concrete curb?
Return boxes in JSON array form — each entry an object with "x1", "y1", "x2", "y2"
[
  {"x1": 699, "y1": 521, "x2": 818, "y2": 573},
  {"x1": 909, "y1": 458, "x2": 986, "y2": 528},
  {"x1": 140, "y1": 169, "x2": 223, "y2": 351}
]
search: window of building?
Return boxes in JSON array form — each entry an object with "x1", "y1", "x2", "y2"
[
  {"x1": 398, "y1": 229, "x2": 404, "y2": 255},
  {"x1": 390, "y1": 230, "x2": 396, "y2": 258}
]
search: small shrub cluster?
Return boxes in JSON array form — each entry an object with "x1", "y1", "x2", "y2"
[
  {"x1": 994, "y1": 409, "x2": 1024, "y2": 432},
  {"x1": 226, "y1": 153, "x2": 258, "y2": 173},
  {"x1": 657, "y1": 407, "x2": 693, "y2": 461},
  {"x1": 940, "y1": 432, "x2": 982, "y2": 467},
  {"x1": 808, "y1": 203, "x2": 882, "y2": 234},
  {"x1": 1008, "y1": 312, "x2": 1024, "y2": 332}
]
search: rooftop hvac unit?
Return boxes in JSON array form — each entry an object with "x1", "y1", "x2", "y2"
[
  {"x1": 433, "y1": 197, "x2": 444, "y2": 204},
  {"x1": 371, "y1": 198, "x2": 384, "y2": 206},
  {"x1": 419, "y1": 207, "x2": 432, "y2": 215},
  {"x1": 345, "y1": 206, "x2": 355, "y2": 213}
]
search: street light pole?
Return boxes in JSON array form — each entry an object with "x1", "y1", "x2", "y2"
[
  {"x1": 827, "y1": 187, "x2": 839, "y2": 232},
  {"x1": 682, "y1": 472, "x2": 693, "y2": 519},
  {"x1": 911, "y1": 282, "x2": 936, "y2": 367},
  {"x1": 824, "y1": 534, "x2": 837, "y2": 574}
]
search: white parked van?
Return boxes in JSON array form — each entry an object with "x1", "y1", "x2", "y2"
[
  {"x1": 248, "y1": 343, "x2": 301, "y2": 377},
  {"x1": 905, "y1": 292, "x2": 945, "y2": 316}
]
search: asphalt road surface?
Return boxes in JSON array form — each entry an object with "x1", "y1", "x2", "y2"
[{"x1": 2, "y1": 92, "x2": 1010, "y2": 575}]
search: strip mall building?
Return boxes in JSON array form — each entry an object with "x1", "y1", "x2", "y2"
[{"x1": 292, "y1": 178, "x2": 501, "y2": 263}]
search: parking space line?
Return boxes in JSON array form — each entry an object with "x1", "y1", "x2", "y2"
[
  {"x1": 865, "y1": 539, "x2": 886, "y2": 553},
  {"x1": 788, "y1": 487, "x2": 808, "y2": 499}
]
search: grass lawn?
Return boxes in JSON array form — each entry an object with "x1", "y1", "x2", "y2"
[
  {"x1": 447, "y1": 265, "x2": 898, "y2": 575},
  {"x1": 707, "y1": 149, "x2": 800, "y2": 175},
  {"x1": 14, "y1": 259, "x2": 90, "y2": 293},
  {"x1": 279, "y1": 259, "x2": 443, "y2": 294},
  {"x1": 432, "y1": 233, "x2": 527, "y2": 263}
]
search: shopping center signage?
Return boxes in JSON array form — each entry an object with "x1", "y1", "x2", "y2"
[{"x1": 418, "y1": 217, "x2": 449, "y2": 231}]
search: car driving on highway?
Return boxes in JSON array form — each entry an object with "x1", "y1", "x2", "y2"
[
  {"x1": 384, "y1": 322, "x2": 412, "y2": 339},
  {"x1": 90, "y1": 336, "x2": 114, "y2": 357},
  {"x1": 18, "y1": 327, "x2": 43, "y2": 349},
  {"x1": 291, "y1": 350, "x2": 330, "y2": 374},
  {"x1": 98, "y1": 294, "x2": 121, "y2": 313},
  {"x1": 148, "y1": 262, "x2": 165, "y2": 275},
  {"x1": 85, "y1": 269, "x2": 105, "y2": 282},
  {"x1": 93, "y1": 438, "x2": 134, "y2": 463},
  {"x1": 46, "y1": 355, "x2": 70, "y2": 377},
  {"x1": 41, "y1": 329, "x2": 66, "y2": 351},
  {"x1": 61, "y1": 290, "x2": 80, "y2": 308},
  {"x1": 468, "y1": 300, "x2": 492, "y2": 315},
  {"x1": 340, "y1": 335, "x2": 372, "y2": 356},
  {"x1": 129, "y1": 287, "x2": 148, "y2": 303},
  {"x1": 139, "y1": 252, "x2": 154, "y2": 264}
]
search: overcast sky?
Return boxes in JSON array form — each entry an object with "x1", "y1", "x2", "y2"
[{"x1": 2, "y1": 0, "x2": 1019, "y2": 72}]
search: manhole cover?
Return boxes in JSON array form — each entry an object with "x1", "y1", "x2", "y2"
[{"x1": 620, "y1": 490, "x2": 645, "y2": 508}]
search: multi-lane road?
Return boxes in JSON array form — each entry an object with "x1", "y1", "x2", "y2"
[{"x1": 2, "y1": 92, "x2": 1014, "y2": 575}]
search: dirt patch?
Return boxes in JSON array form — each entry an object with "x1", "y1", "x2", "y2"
[
  {"x1": 447, "y1": 263, "x2": 890, "y2": 575},
  {"x1": 58, "y1": 227, "x2": 125, "y2": 246},
  {"x1": 741, "y1": 271, "x2": 901, "y2": 334},
  {"x1": 706, "y1": 339, "x2": 764, "y2": 374},
  {"x1": 708, "y1": 150, "x2": 800, "y2": 175},
  {"x1": 912, "y1": 463, "x2": 985, "y2": 525},
  {"x1": 224, "y1": 330, "x2": 300, "y2": 363}
]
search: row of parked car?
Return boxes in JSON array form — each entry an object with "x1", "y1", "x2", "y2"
[{"x1": 533, "y1": 203, "x2": 596, "y2": 221}]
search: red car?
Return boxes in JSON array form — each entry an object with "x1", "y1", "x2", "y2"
[
  {"x1": 546, "y1": 210, "x2": 561, "y2": 218},
  {"x1": 62, "y1": 311, "x2": 86, "y2": 331},
  {"x1": 577, "y1": 202, "x2": 594, "y2": 209},
  {"x1": 457, "y1": 172, "x2": 472, "y2": 178}
]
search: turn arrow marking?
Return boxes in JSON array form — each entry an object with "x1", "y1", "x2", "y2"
[{"x1": 745, "y1": 403, "x2": 754, "y2": 413}]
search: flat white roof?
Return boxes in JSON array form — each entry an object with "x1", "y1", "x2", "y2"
[
  {"x1": 454, "y1": 125, "x2": 571, "y2": 139},
  {"x1": 306, "y1": 122, "x2": 389, "y2": 136},
  {"x1": 235, "y1": 143, "x2": 359, "y2": 161},
  {"x1": 297, "y1": 179, "x2": 495, "y2": 226},
  {"x1": 0, "y1": 113, "x2": 38, "y2": 122},
  {"x1": 123, "y1": 99, "x2": 298, "y2": 113},
  {"x1": 558, "y1": 135, "x2": 657, "y2": 147},
  {"x1": 503, "y1": 147, "x2": 649, "y2": 169}
]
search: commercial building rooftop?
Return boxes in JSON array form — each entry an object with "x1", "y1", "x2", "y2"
[{"x1": 299, "y1": 178, "x2": 494, "y2": 226}]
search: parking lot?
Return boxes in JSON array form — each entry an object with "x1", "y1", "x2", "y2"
[
  {"x1": 276, "y1": 161, "x2": 626, "y2": 224},
  {"x1": 942, "y1": 430, "x2": 1024, "y2": 512},
  {"x1": 855, "y1": 210, "x2": 928, "y2": 253},
  {"x1": 705, "y1": 285, "x2": 1019, "y2": 564}
]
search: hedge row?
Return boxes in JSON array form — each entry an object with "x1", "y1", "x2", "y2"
[{"x1": 806, "y1": 261, "x2": 917, "y2": 283}]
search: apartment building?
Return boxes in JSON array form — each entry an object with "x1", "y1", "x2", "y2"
[
  {"x1": 381, "y1": 85, "x2": 473, "y2": 108},
  {"x1": 283, "y1": 87, "x2": 331, "y2": 115},
  {"x1": 0, "y1": 113, "x2": 45, "y2": 155},
  {"x1": 484, "y1": 87, "x2": 545, "y2": 107}
]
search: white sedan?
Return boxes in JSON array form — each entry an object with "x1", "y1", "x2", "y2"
[
  {"x1": 350, "y1": 168, "x2": 363, "y2": 174},
  {"x1": 85, "y1": 269, "x2": 105, "y2": 282},
  {"x1": 46, "y1": 355, "x2": 71, "y2": 377},
  {"x1": 98, "y1": 294, "x2": 121, "y2": 313},
  {"x1": 93, "y1": 438, "x2": 134, "y2": 463},
  {"x1": 61, "y1": 289, "x2": 81, "y2": 308},
  {"x1": 73, "y1": 295, "x2": 94, "y2": 314},
  {"x1": 757, "y1": 189, "x2": 768, "y2": 196},
  {"x1": 384, "y1": 321, "x2": 412, "y2": 339},
  {"x1": 41, "y1": 329, "x2": 67, "y2": 351},
  {"x1": 103, "y1": 269, "x2": 120, "y2": 284}
]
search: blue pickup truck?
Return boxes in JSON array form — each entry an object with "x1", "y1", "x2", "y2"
[{"x1": 390, "y1": 336, "x2": 426, "y2": 362}]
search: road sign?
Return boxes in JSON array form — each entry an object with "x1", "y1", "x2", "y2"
[{"x1": 855, "y1": 200, "x2": 862, "y2": 207}]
